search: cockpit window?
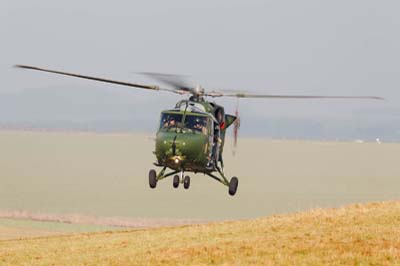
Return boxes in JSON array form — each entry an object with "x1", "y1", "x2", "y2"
[
  {"x1": 184, "y1": 115, "x2": 208, "y2": 134},
  {"x1": 160, "y1": 113, "x2": 183, "y2": 129},
  {"x1": 159, "y1": 113, "x2": 209, "y2": 134}
]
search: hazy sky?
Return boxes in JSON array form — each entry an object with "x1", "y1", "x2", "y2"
[{"x1": 1, "y1": 1, "x2": 399, "y2": 139}]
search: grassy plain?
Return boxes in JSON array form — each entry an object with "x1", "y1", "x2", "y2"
[
  {"x1": 1, "y1": 130, "x2": 400, "y2": 221},
  {"x1": 1, "y1": 201, "x2": 400, "y2": 265}
]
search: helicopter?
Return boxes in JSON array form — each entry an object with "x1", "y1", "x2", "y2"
[{"x1": 15, "y1": 65, "x2": 383, "y2": 196}]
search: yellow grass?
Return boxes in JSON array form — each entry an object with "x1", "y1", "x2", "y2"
[{"x1": 1, "y1": 201, "x2": 400, "y2": 265}]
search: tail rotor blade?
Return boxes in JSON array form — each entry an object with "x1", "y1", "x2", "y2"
[{"x1": 233, "y1": 100, "x2": 241, "y2": 156}]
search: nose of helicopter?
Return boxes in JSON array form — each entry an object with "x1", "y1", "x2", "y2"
[{"x1": 155, "y1": 131, "x2": 208, "y2": 168}]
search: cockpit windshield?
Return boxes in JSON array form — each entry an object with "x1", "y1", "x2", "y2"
[
  {"x1": 184, "y1": 115, "x2": 208, "y2": 134},
  {"x1": 159, "y1": 113, "x2": 209, "y2": 134},
  {"x1": 160, "y1": 113, "x2": 183, "y2": 129}
]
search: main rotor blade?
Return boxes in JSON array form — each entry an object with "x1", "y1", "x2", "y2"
[
  {"x1": 208, "y1": 91, "x2": 383, "y2": 100},
  {"x1": 139, "y1": 72, "x2": 193, "y2": 92},
  {"x1": 15, "y1": 65, "x2": 184, "y2": 94}
]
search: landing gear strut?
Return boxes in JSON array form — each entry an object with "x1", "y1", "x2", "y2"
[{"x1": 205, "y1": 166, "x2": 239, "y2": 196}]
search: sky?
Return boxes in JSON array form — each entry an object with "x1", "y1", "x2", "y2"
[{"x1": 1, "y1": 0, "x2": 399, "y2": 140}]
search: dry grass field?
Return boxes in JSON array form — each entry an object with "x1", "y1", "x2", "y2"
[{"x1": 1, "y1": 201, "x2": 400, "y2": 265}]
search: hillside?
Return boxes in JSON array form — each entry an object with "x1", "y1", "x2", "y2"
[{"x1": 1, "y1": 201, "x2": 399, "y2": 265}]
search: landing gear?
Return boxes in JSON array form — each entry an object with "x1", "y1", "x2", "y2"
[
  {"x1": 228, "y1": 177, "x2": 238, "y2": 196},
  {"x1": 148, "y1": 168, "x2": 189, "y2": 190},
  {"x1": 148, "y1": 167, "x2": 179, "y2": 190},
  {"x1": 205, "y1": 167, "x2": 239, "y2": 196},
  {"x1": 149, "y1": 166, "x2": 237, "y2": 196},
  {"x1": 183, "y1": 176, "x2": 190, "y2": 189},
  {"x1": 149, "y1": 169, "x2": 157, "y2": 189},
  {"x1": 173, "y1": 175, "x2": 180, "y2": 188}
]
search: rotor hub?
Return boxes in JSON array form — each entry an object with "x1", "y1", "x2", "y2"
[{"x1": 193, "y1": 85, "x2": 205, "y2": 96}]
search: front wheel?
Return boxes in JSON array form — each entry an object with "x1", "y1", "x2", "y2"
[
  {"x1": 173, "y1": 175, "x2": 180, "y2": 188},
  {"x1": 183, "y1": 176, "x2": 190, "y2": 189},
  {"x1": 228, "y1": 177, "x2": 238, "y2": 196},
  {"x1": 149, "y1": 169, "x2": 157, "y2": 189}
]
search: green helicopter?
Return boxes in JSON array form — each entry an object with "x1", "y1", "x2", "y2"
[{"x1": 15, "y1": 65, "x2": 382, "y2": 196}]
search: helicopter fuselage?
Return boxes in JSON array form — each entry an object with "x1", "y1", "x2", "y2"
[{"x1": 154, "y1": 99, "x2": 235, "y2": 173}]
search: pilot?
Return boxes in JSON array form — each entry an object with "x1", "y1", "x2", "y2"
[
  {"x1": 194, "y1": 119, "x2": 207, "y2": 134},
  {"x1": 164, "y1": 118, "x2": 176, "y2": 128},
  {"x1": 193, "y1": 121, "x2": 202, "y2": 130}
]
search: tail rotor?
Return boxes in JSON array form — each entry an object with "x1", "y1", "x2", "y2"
[{"x1": 233, "y1": 100, "x2": 241, "y2": 156}]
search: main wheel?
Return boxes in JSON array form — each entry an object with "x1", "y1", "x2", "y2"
[
  {"x1": 173, "y1": 175, "x2": 180, "y2": 188},
  {"x1": 183, "y1": 176, "x2": 190, "y2": 189},
  {"x1": 228, "y1": 177, "x2": 238, "y2": 196},
  {"x1": 149, "y1": 169, "x2": 157, "y2": 189}
]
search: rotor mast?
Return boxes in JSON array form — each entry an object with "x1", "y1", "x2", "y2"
[{"x1": 188, "y1": 85, "x2": 206, "y2": 102}]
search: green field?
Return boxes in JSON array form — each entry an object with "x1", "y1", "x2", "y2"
[
  {"x1": 0, "y1": 130, "x2": 400, "y2": 222},
  {"x1": 1, "y1": 201, "x2": 399, "y2": 265}
]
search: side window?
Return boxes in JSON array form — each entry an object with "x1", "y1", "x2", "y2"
[{"x1": 159, "y1": 113, "x2": 166, "y2": 129}]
